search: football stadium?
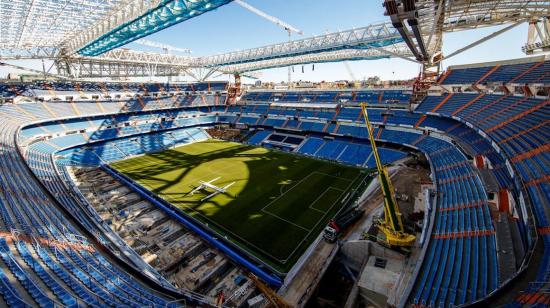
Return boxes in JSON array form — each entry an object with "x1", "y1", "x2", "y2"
[{"x1": 0, "y1": 1, "x2": 549, "y2": 307}]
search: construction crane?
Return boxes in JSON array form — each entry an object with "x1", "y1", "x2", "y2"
[
  {"x1": 360, "y1": 103, "x2": 416, "y2": 248},
  {"x1": 134, "y1": 39, "x2": 192, "y2": 54},
  {"x1": 247, "y1": 273, "x2": 291, "y2": 308},
  {"x1": 343, "y1": 61, "x2": 357, "y2": 81},
  {"x1": 234, "y1": 0, "x2": 302, "y2": 86}
]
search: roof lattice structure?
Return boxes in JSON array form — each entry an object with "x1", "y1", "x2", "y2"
[
  {"x1": 0, "y1": 0, "x2": 124, "y2": 48},
  {"x1": 0, "y1": 0, "x2": 549, "y2": 78}
]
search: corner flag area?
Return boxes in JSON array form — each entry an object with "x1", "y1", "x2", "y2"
[{"x1": 111, "y1": 139, "x2": 369, "y2": 272}]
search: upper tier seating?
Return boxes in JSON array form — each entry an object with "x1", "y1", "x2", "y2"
[
  {"x1": 240, "y1": 90, "x2": 411, "y2": 105},
  {"x1": 440, "y1": 60, "x2": 550, "y2": 85},
  {"x1": 0, "y1": 81, "x2": 229, "y2": 99},
  {"x1": 416, "y1": 93, "x2": 549, "y2": 212},
  {"x1": 415, "y1": 92, "x2": 549, "y2": 305}
]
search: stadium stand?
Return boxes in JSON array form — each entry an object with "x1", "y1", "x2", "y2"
[
  {"x1": 415, "y1": 89, "x2": 549, "y2": 306},
  {"x1": 440, "y1": 58, "x2": 550, "y2": 85},
  {"x1": 416, "y1": 93, "x2": 549, "y2": 212},
  {"x1": 0, "y1": 57, "x2": 548, "y2": 306},
  {"x1": 13, "y1": 98, "x2": 509, "y2": 306},
  {"x1": 241, "y1": 89, "x2": 411, "y2": 105}
]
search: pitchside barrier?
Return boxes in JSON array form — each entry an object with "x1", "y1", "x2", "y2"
[{"x1": 101, "y1": 163, "x2": 284, "y2": 287}]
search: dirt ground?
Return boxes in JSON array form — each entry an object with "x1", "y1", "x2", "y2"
[{"x1": 283, "y1": 156, "x2": 432, "y2": 307}]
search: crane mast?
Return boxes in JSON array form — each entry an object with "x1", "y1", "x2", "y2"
[
  {"x1": 134, "y1": 39, "x2": 192, "y2": 54},
  {"x1": 360, "y1": 103, "x2": 415, "y2": 247},
  {"x1": 233, "y1": 0, "x2": 302, "y2": 87}
]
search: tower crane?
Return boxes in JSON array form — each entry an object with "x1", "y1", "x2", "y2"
[
  {"x1": 343, "y1": 61, "x2": 357, "y2": 81},
  {"x1": 360, "y1": 103, "x2": 416, "y2": 248},
  {"x1": 133, "y1": 39, "x2": 191, "y2": 82},
  {"x1": 134, "y1": 39, "x2": 192, "y2": 54},
  {"x1": 234, "y1": 0, "x2": 302, "y2": 87}
]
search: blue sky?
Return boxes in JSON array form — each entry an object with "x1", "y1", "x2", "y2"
[{"x1": 2, "y1": 0, "x2": 533, "y2": 81}]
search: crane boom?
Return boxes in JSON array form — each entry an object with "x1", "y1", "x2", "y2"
[
  {"x1": 134, "y1": 39, "x2": 192, "y2": 54},
  {"x1": 234, "y1": 0, "x2": 303, "y2": 35},
  {"x1": 360, "y1": 103, "x2": 415, "y2": 247},
  {"x1": 343, "y1": 61, "x2": 357, "y2": 81}
]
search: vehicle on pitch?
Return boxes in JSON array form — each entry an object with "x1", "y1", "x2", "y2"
[{"x1": 189, "y1": 177, "x2": 236, "y2": 201}]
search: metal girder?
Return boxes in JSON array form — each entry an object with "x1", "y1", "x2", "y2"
[
  {"x1": 5, "y1": 0, "x2": 547, "y2": 80},
  {"x1": 443, "y1": 21, "x2": 524, "y2": 61},
  {"x1": 198, "y1": 22, "x2": 404, "y2": 67},
  {"x1": 67, "y1": 0, "x2": 234, "y2": 57},
  {"x1": 384, "y1": 0, "x2": 549, "y2": 74},
  {"x1": 0, "y1": 47, "x2": 61, "y2": 60},
  {"x1": 0, "y1": 0, "x2": 124, "y2": 49},
  {"x1": 435, "y1": 0, "x2": 549, "y2": 32},
  {"x1": 523, "y1": 17, "x2": 550, "y2": 54},
  {"x1": 0, "y1": 61, "x2": 68, "y2": 79},
  {"x1": 54, "y1": 57, "x2": 189, "y2": 78},
  {"x1": 54, "y1": 48, "x2": 194, "y2": 78},
  {"x1": 216, "y1": 44, "x2": 415, "y2": 73},
  {"x1": 90, "y1": 48, "x2": 193, "y2": 66}
]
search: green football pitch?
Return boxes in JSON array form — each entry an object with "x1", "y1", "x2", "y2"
[{"x1": 111, "y1": 139, "x2": 368, "y2": 272}]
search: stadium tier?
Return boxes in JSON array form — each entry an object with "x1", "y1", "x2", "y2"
[
  {"x1": 439, "y1": 58, "x2": 550, "y2": 85},
  {"x1": 0, "y1": 81, "x2": 228, "y2": 101},
  {"x1": 0, "y1": 55, "x2": 548, "y2": 307},
  {"x1": 241, "y1": 89, "x2": 412, "y2": 105}
]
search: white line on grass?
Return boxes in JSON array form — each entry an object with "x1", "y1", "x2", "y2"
[
  {"x1": 138, "y1": 181, "x2": 296, "y2": 263},
  {"x1": 278, "y1": 172, "x2": 362, "y2": 263},
  {"x1": 309, "y1": 187, "x2": 345, "y2": 214},
  {"x1": 117, "y1": 144, "x2": 363, "y2": 265}
]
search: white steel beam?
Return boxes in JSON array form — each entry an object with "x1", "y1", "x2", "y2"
[
  {"x1": 0, "y1": 47, "x2": 61, "y2": 60},
  {"x1": 216, "y1": 45, "x2": 414, "y2": 73},
  {"x1": 197, "y1": 22, "x2": 403, "y2": 67}
]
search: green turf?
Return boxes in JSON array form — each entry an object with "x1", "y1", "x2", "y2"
[{"x1": 111, "y1": 139, "x2": 367, "y2": 272}]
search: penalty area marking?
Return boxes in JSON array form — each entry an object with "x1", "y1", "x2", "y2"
[
  {"x1": 261, "y1": 171, "x2": 353, "y2": 233},
  {"x1": 119, "y1": 154, "x2": 361, "y2": 264},
  {"x1": 308, "y1": 187, "x2": 345, "y2": 214},
  {"x1": 277, "y1": 172, "x2": 362, "y2": 263}
]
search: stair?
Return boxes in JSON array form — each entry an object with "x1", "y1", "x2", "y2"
[
  {"x1": 487, "y1": 100, "x2": 549, "y2": 133},
  {"x1": 509, "y1": 61, "x2": 544, "y2": 83},
  {"x1": 451, "y1": 93, "x2": 485, "y2": 116},
  {"x1": 474, "y1": 65, "x2": 500, "y2": 86},
  {"x1": 430, "y1": 93, "x2": 455, "y2": 113}
]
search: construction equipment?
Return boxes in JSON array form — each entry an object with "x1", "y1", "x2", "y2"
[
  {"x1": 247, "y1": 273, "x2": 291, "y2": 308},
  {"x1": 234, "y1": 0, "x2": 302, "y2": 86},
  {"x1": 234, "y1": 0, "x2": 302, "y2": 35},
  {"x1": 360, "y1": 103, "x2": 416, "y2": 248},
  {"x1": 323, "y1": 206, "x2": 364, "y2": 243},
  {"x1": 134, "y1": 39, "x2": 192, "y2": 54},
  {"x1": 189, "y1": 177, "x2": 236, "y2": 201}
]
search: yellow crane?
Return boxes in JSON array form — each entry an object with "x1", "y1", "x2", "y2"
[
  {"x1": 247, "y1": 274, "x2": 291, "y2": 308},
  {"x1": 360, "y1": 103, "x2": 416, "y2": 247}
]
